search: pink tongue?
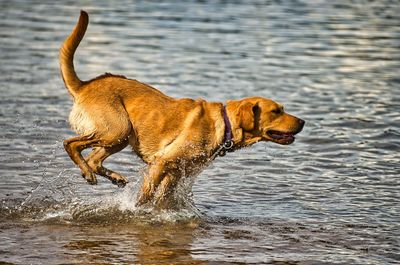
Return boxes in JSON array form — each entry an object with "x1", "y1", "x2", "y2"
[
  {"x1": 275, "y1": 133, "x2": 286, "y2": 139},
  {"x1": 271, "y1": 132, "x2": 293, "y2": 139},
  {"x1": 280, "y1": 133, "x2": 294, "y2": 139}
]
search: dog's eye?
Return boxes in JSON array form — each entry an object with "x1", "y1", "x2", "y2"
[{"x1": 272, "y1": 108, "x2": 282, "y2": 114}]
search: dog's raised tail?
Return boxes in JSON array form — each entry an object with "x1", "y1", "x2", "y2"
[{"x1": 59, "y1": 10, "x2": 89, "y2": 98}]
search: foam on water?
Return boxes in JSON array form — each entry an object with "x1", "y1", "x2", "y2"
[{"x1": 6, "y1": 170, "x2": 202, "y2": 224}]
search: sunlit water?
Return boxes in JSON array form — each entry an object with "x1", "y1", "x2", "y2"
[{"x1": 1, "y1": 1, "x2": 399, "y2": 264}]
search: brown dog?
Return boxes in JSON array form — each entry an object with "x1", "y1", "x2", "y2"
[{"x1": 60, "y1": 11, "x2": 304, "y2": 206}]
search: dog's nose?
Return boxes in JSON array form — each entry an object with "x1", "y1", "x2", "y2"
[{"x1": 298, "y1": 119, "x2": 305, "y2": 132}]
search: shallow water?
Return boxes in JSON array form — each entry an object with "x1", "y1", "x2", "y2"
[{"x1": 1, "y1": 1, "x2": 399, "y2": 264}]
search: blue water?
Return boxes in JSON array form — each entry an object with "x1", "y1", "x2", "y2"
[{"x1": 0, "y1": 1, "x2": 399, "y2": 264}]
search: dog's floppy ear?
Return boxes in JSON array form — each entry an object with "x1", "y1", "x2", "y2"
[{"x1": 237, "y1": 101, "x2": 260, "y2": 131}]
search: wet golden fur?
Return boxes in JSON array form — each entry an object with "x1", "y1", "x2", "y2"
[{"x1": 60, "y1": 11, "x2": 304, "y2": 206}]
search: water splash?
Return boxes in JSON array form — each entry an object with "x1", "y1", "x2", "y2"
[{"x1": 4, "y1": 170, "x2": 202, "y2": 224}]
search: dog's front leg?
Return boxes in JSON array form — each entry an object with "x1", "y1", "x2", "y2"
[
  {"x1": 136, "y1": 160, "x2": 166, "y2": 206},
  {"x1": 154, "y1": 172, "x2": 180, "y2": 207}
]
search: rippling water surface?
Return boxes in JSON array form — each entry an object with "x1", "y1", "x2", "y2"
[{"x1": 1, "y1": 1, "x2": 399, "y2": 264}]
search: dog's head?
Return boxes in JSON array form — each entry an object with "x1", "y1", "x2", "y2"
[{"x1": 227, "y1": 97, "x2": 304, "y2": 146}]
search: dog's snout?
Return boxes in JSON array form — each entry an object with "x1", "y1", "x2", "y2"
[{"x1": 297, "y1": 118, "x2": 305, "y2": 132}]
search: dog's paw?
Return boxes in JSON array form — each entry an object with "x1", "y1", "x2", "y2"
[
  {"x1": 113, "y1": 178, "x2": 128, "y2": 188},
  {"x1": 107, "y1": 174, "x2": 128, "y2": 188},
  {"x1": 82, "y1": 172, "x2": 97, "y2": 185}
]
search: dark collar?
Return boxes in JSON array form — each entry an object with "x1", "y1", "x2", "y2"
[
  {"x1": 222, "y1": 105, "x2": 232, "y2": 144},
  {"x1": 217, "y1": 105, "x2": 234, "y2": 157}
]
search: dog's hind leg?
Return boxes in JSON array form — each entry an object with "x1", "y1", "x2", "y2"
[
  {"x1": 85, "y1": 140, "x2": 129, "y2": 187},
  {"x1": 67, "y1": 99, "x2": 133, "y2": 185},
  {"x1": 63, "y1": 133, "x2": 99, "y2": 184}
]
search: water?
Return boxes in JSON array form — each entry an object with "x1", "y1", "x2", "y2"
[{"x1": 1, "y1": 0, "x2": 399, "y2": 264}]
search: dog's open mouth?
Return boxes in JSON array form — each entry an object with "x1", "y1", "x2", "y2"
[{"x1": 266, "y1": 130, "x2": 296, "y2": 145}]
